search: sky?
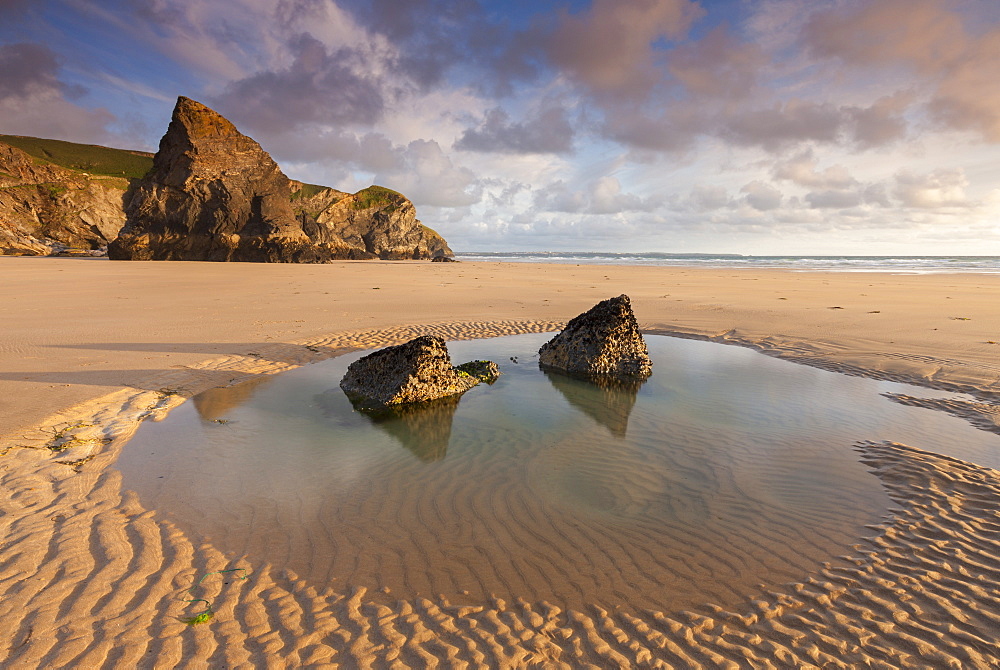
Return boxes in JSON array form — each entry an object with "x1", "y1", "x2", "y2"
[{"x1": 1, "y1": 0, "x2": 999, "y2": 255}]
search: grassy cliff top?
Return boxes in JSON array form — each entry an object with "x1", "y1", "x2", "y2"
[
  {"x1": 291, "y1": 182, "x2": 331, "y2": 199},
  {"x1": 0, "y1": 135, "x2": 154, "y2": 179},
  {"x1": 352, "y1": 185, "x2": 406, "y2": 210},
  {"x1": 0, "y1": 136, "x2": 397, "y2": 210}
]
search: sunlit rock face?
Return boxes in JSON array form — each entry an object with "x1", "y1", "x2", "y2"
[
  {"x1": 340, "y1": 336, "x2": 481, "y2": 409},
  {"x1": 0, "y1": 142, "x2": 127, "y2": 256},
  {"x1": 296, "y1": 184, "x2": 453, "y2": 260},
  {"x1": 110, "y1": 96, "x2": 453, "y2": 262}
]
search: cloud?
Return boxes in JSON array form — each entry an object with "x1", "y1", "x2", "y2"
[
  {"x1": 725, "y1": 100, "x2": 842, "y2": 151},
  {"x1": 773, "y1": 150, "x2": 856, "y2": 189},
  {"x1": 740, "y1": 181, "x2": 783, "y2": 211},
  {"x1": 667, "y1": 27, "x2": 766, "y2": 100},
  {"x1": 928, "y1": 28, "x2": 1000, "y2": 141},
  {"x1": 454, "y1": 106, "x2": 574, "y2": 154},
  {"x1": 212, "y1": 33, "x2": 384, "y2": 133},
  {"x1": 373, "y1": 139, "x2": 481, "y2": 208},
  {"x1": 845, "y1": 92, "x2": 911, "y2": 148},
  {"x1": 335, "y1": 0, "x2": 549, "y2": 96},
  {"x1": 601, "y1": 104, "x2": 707, "y2": 153},
  {"x1": 894, "y1": 169, "x2": 970, "y2": 208},
  {"x1": 547, "y1": 0, "x2": 704, "y2": 99},
  {"x1": 863, "y1": 183, "x2": 892, "y2": 208},
  {"x1": 0, "y1": 42, "x2": 73, "y2": 99},
  {"x1": 337, "y1": 0, "x2": 481, "y2": 89},
  {"x1": 0, "y1": 42, "x2": 114, "y2": 142},
  {"x1": 534, "y1": 177, "x2": 661, "y2": 214},
  {"x1": 802, "y1": 0, "x2": 966, "y2": 73},
  {"x1": 722, "y1": 95, "x2": 915, "y2": 153},
  {"x1": 263, "y1": 128, "x2": 401, "y2": 171},
  {"x1": 804, "y1": 189, "x2": 863, "y2": 209},
  {"x1": 688, "y1": 184, "x2": 730, "y2": 211},
  {"x1": 801, "y1": 0, "x2": 1000, "y2": 142}
]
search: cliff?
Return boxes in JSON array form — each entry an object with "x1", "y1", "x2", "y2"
[
  {"x1": 294, "y1": 184, "x2": 452, "y2": 260},
  {"x1": 0, "y1": 141, "x2": 129, "y2": 255},
  {"x1": 110, "y1": 97, "x2": 451, "y2": 262},
  {"x1": 109, "y1": 96, "x2": 333, "y2": 262},
  {"x1": 1, "y1": 99, "x2": 453, "y2": 261}
]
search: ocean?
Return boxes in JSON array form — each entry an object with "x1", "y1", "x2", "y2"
[{"x1": 454, "y1": 252, "x2": 1000, "y2": 273}]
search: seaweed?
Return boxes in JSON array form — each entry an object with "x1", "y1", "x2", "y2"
[{"x1": 178, "y1": 568, "x2": 250, "y2": 626}]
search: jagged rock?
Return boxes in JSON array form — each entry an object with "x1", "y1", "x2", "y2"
[
  {"x1": 2, "y1": 104, "x2": 454, "y2": 261},
  {"x1": 0, "y1": 142, "x2": 128, "y2": 255},
  {"x1": 110, "y1": 97, "x2": 333, "y2": 262},
  {"x1": 538, "y1": 294, "x2": 652, "y2": 378},
  {"x1": 340, "y1": 336, "x2": 480, "y2": 408},
  {"x1": 108, "y1": 96, "x2": 454, "y2": 262},
  {"x1": 294, "y1": 183, "x2": 453, "y2": 260},
  {"x1": 431, "y1": 255, "x2": 458, "y2": 262}
]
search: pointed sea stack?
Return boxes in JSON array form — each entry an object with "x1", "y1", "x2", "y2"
[
  {"x1": 109, "y1": 96, "x2": 334, "y2": 262},
  {"x1": 539, "y1": 294, "x2": 652, "y2": 379}
]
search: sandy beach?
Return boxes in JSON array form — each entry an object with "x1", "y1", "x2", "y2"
[{"x1": 2, "y1": 255, "x2": 1000, "y2": 667}]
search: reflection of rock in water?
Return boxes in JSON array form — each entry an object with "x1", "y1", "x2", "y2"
[
  {"x1": 193, "y1": 375, "x2": 275, "y2": 422},
  {"x1": 315, "y1": 389, "x2": 462, "y2": 462},
  {"x1": 363, "y1": 395, "x2": 462, "y2": 462},
  {"x1": 542, "y1": 369, "x2": 646, "y2": 438}
]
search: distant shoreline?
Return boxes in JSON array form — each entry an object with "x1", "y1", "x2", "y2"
[{"x1": 455, "y1": 251, "x2": 1000, "y2": 273}]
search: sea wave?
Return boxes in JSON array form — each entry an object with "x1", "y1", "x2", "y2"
[{"x1": 454, "y1": 252, "x2": 1000, "y2": 273}]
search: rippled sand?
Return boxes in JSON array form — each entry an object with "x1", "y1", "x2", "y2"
[{"x1": 2, "y1": 258, "x2": 1000, "y2": 667}]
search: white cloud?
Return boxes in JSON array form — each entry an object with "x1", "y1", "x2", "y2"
[
  {"x1": 740, "y1": 180, "x2": 783, "y2": 211},
  {"x1": 894, "y1": 168, "x2": 970, "y2": 208}
]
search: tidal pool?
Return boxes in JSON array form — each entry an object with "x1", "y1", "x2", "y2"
[{"x1": 114, "y1": 333, "x2": 1000, "y2": 612}]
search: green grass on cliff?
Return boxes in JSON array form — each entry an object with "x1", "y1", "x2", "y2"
[
  {"x1": 290, "y1": 182, "x2": 331, "y2": 200},
  {"x1": 0, "y1": 136, "x2": 418, "y2": 216},
  {"x1": 352, "y1": 185, "x2": 404, "y2": 210},
  {"x1": 420, "y1": 224, "x2": 445, "y2": 241},
  {"x1": 0, "y1": 135, "x2": 154, "y2": 179}
]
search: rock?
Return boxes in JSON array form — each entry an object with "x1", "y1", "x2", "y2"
[
  {"x1": 538, "y1": 294, "x2": 652, "y2": 378},
  {"x1": 0, "y1": 142, "x2": 128, "y2": 255},
  {"x1": 340, "y1": 335, "x2": 480, "y2": 408},
  {"x1": 431, "y1": 255, "x2": 458, "y2": 262},
  {"x1": 110, "y1": 96, "x2": 333, "y2": 262},
  {"x1": 295, "y1": 184, "x2": 453, "y2": 260},
  {"x1": 455, "y1": 360, "x2": 501, "y2": 383},
  {"x1": 109, "y1": 97, "x2": 454, "y2": 262},
  {"x1": 2, "y1": 106, "x2": 455, "y2": 261}
]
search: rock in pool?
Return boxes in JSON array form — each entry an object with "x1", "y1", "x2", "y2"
[
  {"x1": 455, "y1": 359, "x2": 501, "y2": 383},
  {"x1": 538, "y1": 294, "x2": 652, "y2": 379},
  {"x1": 341, "y1": 336, "x2": 497, "y2": 409}
]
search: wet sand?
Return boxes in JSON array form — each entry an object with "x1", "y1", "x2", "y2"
[{"x1": 1, "y1": 256, "x2": 1000, "y2": 667}]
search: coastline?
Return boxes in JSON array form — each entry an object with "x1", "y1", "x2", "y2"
[{"x1": 2, "y1": 255, "x2": 1000, "y2": 667}]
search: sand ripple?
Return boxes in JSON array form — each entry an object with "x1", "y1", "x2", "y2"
[{"x1": 2, "y1": 321, "x2": 1000, "y2": 667}]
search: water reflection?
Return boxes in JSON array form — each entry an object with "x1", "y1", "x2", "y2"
[
  {"x1": 116, "y1": 333, "x2": 1000, "y2": 613},
  {"x1": 315, "y1": 390, "x2": 461, "y2": 462},
  {"x1": 542, "y1": 369, "x2": 647, "y2": 437},
  {"x1": 193, "y1": 374, "x2": 274, "y2": 422}
]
